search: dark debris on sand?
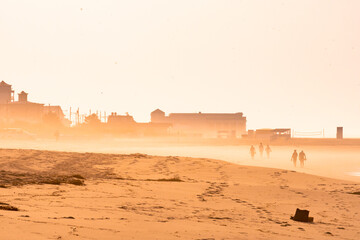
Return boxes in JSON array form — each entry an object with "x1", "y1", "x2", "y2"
[
  {"x1": 348, "y1": 191, "x2": 360, "y2": 195},
  {"x1": 0, "y1": 170, "x2": 85, "y2": 187},
  {"x1": 145, "y1": 176, "x2": 183, "y2": 182},
  {"x1": 0, "y1": 202, "x2": 19, "y2": 211}
]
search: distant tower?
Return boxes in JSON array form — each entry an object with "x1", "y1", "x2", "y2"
[
  {"x1": 336, "y1": 127, "x2": 343, "y2": 139},
  {"x1": 0, "y1": 81, "x2": 14, "y2": 103},
  {"x1": 18, "y1": 91, "x2": 28, "y2": 102},
  {"x1": 151, "y1": 109, "x2": 166, "y2": 123}
]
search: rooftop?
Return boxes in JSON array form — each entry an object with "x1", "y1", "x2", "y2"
[{"x1": 0, "y1": 81, "x2": 11, "y2": 87}]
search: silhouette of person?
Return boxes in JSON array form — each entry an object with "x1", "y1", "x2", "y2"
[
  {"x1": 54, "y1": 130, "x2": 60, "y2": 141},
  {"x1": 259, "y1": 143, "x2": 264, "y2": 157},
  {"x1": 291, "y1": 150, "x2": 298, "y2": 167},
  {"x1": 250, "y1": 145, "x2": 256, "y2": 159},
  {"x1": 265, "y1": 145, "x2": 272, "y2": 159},
  {"x1": 299, "y1": 150, "x2": 307, "y2": 167}
]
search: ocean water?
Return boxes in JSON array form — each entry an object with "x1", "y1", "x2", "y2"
[{"x1": 101, "y1": 144, "x2": 360, "y2": 182}]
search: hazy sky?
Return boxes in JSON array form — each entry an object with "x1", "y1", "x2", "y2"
[{"x1": 1, "y1": 0, "x2": 359, "y2": 137}]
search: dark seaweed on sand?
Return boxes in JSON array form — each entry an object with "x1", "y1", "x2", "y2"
[
  {"x1": 0, "y1": 170, "x2": 85, "y2": 187},
  {"x1": 0, "y1": 202, "x2": 19, "y2": 211}
]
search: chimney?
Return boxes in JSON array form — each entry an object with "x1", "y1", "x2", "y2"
[{"x1": 336, "y1": 127, "x2": 343, "y2": 139}]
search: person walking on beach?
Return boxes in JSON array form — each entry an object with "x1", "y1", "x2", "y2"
[
  {"x1": 250, "y1": 145, "x2": 256, "y2": 159},
  {"x1": 265, "y1": 145, "x2": 272, "y2": 159},
  {"x1": 299, "y1": 150, "x2": 307, "y2": 167},
  {"x1": 54, "y1": 130, "x2": 60, "y2": 141},
  {"x1": 259, "y1": 143, "x2": 264, "y2": 157},
  {"x1": 291, "y1": 150, "x2": 298, "y2": 167}
]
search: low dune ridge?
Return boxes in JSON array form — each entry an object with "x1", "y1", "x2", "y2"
[{"x1": 0, "y1": 148, "x2": 359, "y2": 239}]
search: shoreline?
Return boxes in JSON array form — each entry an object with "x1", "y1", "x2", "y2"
[
  {"x1": 1, "y1": 141, "x2": 359, "y2": 183},
  {"x1": 0, "y1": 146, "x2": 358, "y2": 184}
]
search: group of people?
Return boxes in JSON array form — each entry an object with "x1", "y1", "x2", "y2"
[
  {"x1": 249, "y1": 143, "x2": 308, "y2": 168},
  {"x1": 249, "y1": 143, "x2": 271, "y2": 159},
  {"x1": 291, "y1": 150, "x2": 307, "y2": 167}
]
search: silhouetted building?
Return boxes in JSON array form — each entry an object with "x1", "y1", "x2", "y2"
[
  {"x1": 107, "y1": 112, "x2": 136, "y2": 125},
  {"x1": 43, "y1": 105, "x2": 71, "y2": 126},
  {"x1": 245, "y1": 128, "x2": 291, "y2": 140},
  {"x1": 0, "y1": 81, "x2": 14, "y2": 103},
  {"x1": 18, "y1": 91, "x2": 28, "y2": 102},
  {"x1": 0, "y1": 81, "x2": 69, "y2": 126},
  {"x1": 2, "y1": 100, "x2": 44, "y2": 124},
  {"x1": 151, "y1": 109, "x2": 246, "y2": 138},
  {"x1": 151, "y1": 109, "x2": 166, "y2": 123},
  {"x1": 106, "y1": 112, "x2": 170, "y2": 136}
]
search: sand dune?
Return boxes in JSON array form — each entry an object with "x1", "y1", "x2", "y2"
[{"x1": 0, "y1": 148, "x2": 359, "y2": 239}]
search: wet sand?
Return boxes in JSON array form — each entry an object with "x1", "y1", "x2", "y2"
[{"x1": 0, "y1": 148, "x2": 359, "y2": 239}]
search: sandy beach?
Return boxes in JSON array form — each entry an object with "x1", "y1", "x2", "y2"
[{"x1": 0, "y1": 148, "x2": 359, "y2": 240}]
